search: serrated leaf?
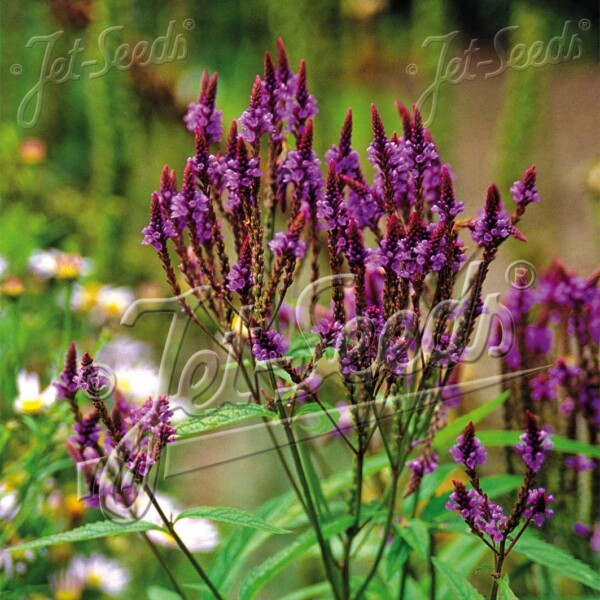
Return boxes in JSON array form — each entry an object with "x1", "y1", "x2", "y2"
[
  {"x1": 176, "y1": 403, "x2": 276, "y2": 439},
  {"x1": 478, "y1": 431, "x2": 600, "y2": 460},
  {"x1": 431, "y1": 558, "x2": 484, "y2": 600},
  {"x1": 174, "y1": 506, "x2": 290, "y2": 534},
  {"x1": 147, "y1": 585, "x2": 183, "y2": 600},
  {"x1": 514, "y1": 533, "x2": 600, "y2": 591},
  {"x1": 238, "y1": 517, "x2": 353, "y2": 600},
  {"x1": 7, "y1": 520, "x2": 161, "y2": 552},
  {"x1": 433, "y1": 391, "x2": 510, "y2": 450},
  {"x1": 497, "y1": 578, "x2": 519, "y2": 600}
]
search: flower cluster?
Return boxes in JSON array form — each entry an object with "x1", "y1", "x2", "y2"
[
  {"x1": 56, "y1": 343, "x2": 176, "y2": 508},
  {"x1": 494, "y1": 260, "x2": 599, "y2": 540},
  {"x1": 447, "y1": 415, "x2": 554, "y2": 547}
]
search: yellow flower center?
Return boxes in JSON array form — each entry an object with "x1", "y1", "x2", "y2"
[
  {"x1": 18, "y1": 398, "x2": 44, "y2": 414},
  {"x1": 56, "y1": 263, "x2": 81, "y2": 280},
  {"x1": 87, "y1": 572, "x2": 102, "y2": 588},
  {"x1": 55, "y1": 590, "x2": 82, "y2": 600}
]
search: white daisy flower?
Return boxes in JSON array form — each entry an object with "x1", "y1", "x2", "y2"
[
  {"x1": 68, "y1": 553, "x2": 130, "y2": 596},
  {"x1": 0, "y1": 255, "x2": 8, "y2": 279},
  {"x1": 92, "y1": 286, "x2": 136, "y2": 323},
  {"x1": 50, "y1": 566, "x2": 84, "y2": 600},
  {"x1": 0, "y1": 484, "x2": 18, "y2": 521},
  {"x1": 13, "y1": 371, "x2": 56, "y2": 414},
  {"x1": 29, "y1": 249, "x2": 90, "y2": 281}
]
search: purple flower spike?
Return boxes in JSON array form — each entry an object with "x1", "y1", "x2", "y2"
[
  {"x1": 239, "y1": 76, "x2": 275, "y2": 144},
  {"x1": 449, "y1": 421, "x2": 488, "y2": 470},
  {"x1": 268, "y1": 211, "x2": 307, "y2": 259},
  {"x1": 345, "y1": 218, "x2": 367, "y2": 269},
  {"x1": 143, "y1": 193, "x2": 177, "y2": 251},
  {"x1": 184, "y1": 71, "x2": 223, "y2": 144},
  {"x1": 564, "y1": 454, "x2": 596, "y2": 472},
  {"x1": 227, "y1": 237, "x2": 254, "y2": 297},
  {"x1": 55, "y1": 342, "x2": 79, "y2": 401},
  {"x1": 317, "y1": 162, "x2": 349, "y2": 253},
  {"x1": 289, "y1": 60, "x2": 318, "y2": 138},
  {"x1": 433, "y1": 166, "x2": 464, "y2": 221},
  {"x1": 510, "y1": 165, "x2": 540, "y2": 206},
  {"x1": 523, "y1": 488, "x2": 554, "y2": 527},
  {"x1": 470, "y1": 185, "x2": 526, "y2": 250},
  {"x1": 251, "y1": 329, "x2": 289, "y2": 361},
  {"x1": 280, "y1": 120, "x2": 324, "y2": 206},
  {"x1": 514, "y1": 411, "x2": 553, "y2": 473}
]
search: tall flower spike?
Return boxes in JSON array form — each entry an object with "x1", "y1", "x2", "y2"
[
  {"x1": 55, "y1": 342, "x2": 79, "y2": 402},
  {"x1": 225, "y1": 137, "x2": 262, "y2": 213},
  {"x1": 280, "y1": 119, "x2": 324, "y2": 210},
  {"x1": 273, "y1": 38, "x2": 297, "y2": 131},
  {"x1": 449, "y1": 421, "x2": 488, "y2": 471},
  {"x1": 345, "y1": 217, "x2": 367, "y2": 316},
  {"x1": 290, "y1": 60, "x2": 318, "y2": 138},
  {"x1": 514, "y1": 410, "x2": 553, "y2": 473},
  {"x1": 226, "y1": 236, "x2": 254, "y2": 302},
  {"x1": 395, "y1": 100, "x2": 413, "y2": 140},
  {"x1": 523, "y1": 488, "x2": 555, "y2": 527},
  {"x1": 143, "y1": 193, "x2": 177, "y2": 251},
  {"x1": 317, "y1": 161, "x2": 348, "y2": 253},
  {"x1": 368, "y1": 104, "x2": 412, "y2": 215},
  {"x1": 184, "y1": 71, "x2": 223, "y2": 144},
  {"x1": 470, "y1": 184, "x2": 526, "y2": 251},
  {"x1": 172, "y1": 160, "x2": 212, "y2": 246},
  {"x1": 239, "y1": 76, "x2": 275, "y2": 145},
  {"x1": 327, "y1": 109, "x2": 382, "y2": 230},
  {"x1": 511, "y1": 165, "x2": 540, "y2": 222},
  {"x1": 406, "y1": 105, "x2": 441, "y2": 212},
  {"x1": 268, "y1": 210, "x2": 307, "y2": 259},
  {"x1": 433, "y1": 166, "x2": 464, "y2": 222}
]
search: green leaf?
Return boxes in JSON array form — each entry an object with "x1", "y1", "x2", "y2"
[
  {"x1": 433, "y1": 391, "x2": 510, "y2": 449},
  {"x1": 397, "y1": 519, "x2": 430, "y2": 558},
  {"x1": 514, "y1": 533, "x2": 600, "y2": 591},
  {"x1": 174, "y1": 506, "x2": 291, "y2": 534},
  {"x1": 176, "y1": 403, "x2": 276, "y2": 439},
  {"x1": 386, "y1": 534, "x2": 410, "y2": 579},
  {"x1": 210, "y1": 453, "x2": 391, "y2": 593},
  {"x1": 286, "y1": 333, "x2": 320, "y2": 359},
  {"x1": 431, "y1": 558, "x2": 484, "y2": 600},
  {"x1": 278, "y1": 582, "x2": 333, "y2": 600},
  {"x1": 147, "y1": 585, "x2": 183, "y2": 600},
  {"x1": 497, "y1": 578, "x2": 520, "y2": 600},
  {"x1": 478, "y1": 431, "x2": 600, "y2": 460},
  {"x1": 239, "y1": 517, "x2": 353, "y2": 600},
  {"x1": 7, "y1": 520, "x2": 161, "y2": 552},
  {"x1": 477, "y1": 474, "x2": 523, "y2": 498}
]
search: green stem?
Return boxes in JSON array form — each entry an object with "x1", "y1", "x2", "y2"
[
  {"x1": 140, "y1": 531, "x2": 189, "y2": 599},
  {"x1": 272, "y1": 389, "x2": 342, "y2": 599},
  {"x1": 490, "y1": 540, "x2": 506, "y2": 600},
  {"x1": 144, "y1": 485, "x2": 224, "y2": 600},
  {"x1": 61, "y1": 281, "x2": 74, "y2": 357}
]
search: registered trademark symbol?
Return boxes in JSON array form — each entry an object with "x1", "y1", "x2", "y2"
[
  {"x1": 579, "y1": 19, "x2": 591, "y2": 31},
  {"x1": 10, "y1": 64, "x2": 22, "y2": 76},
  {"x1": 183, "y1": 18, "x2": 195, "y2": 31},
  {"x1": 406, "y1": 64, "x2": 418, "y2": 76},
  {"x1": 506, "y1": 260, "x2": 536, "y2": 290}
]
